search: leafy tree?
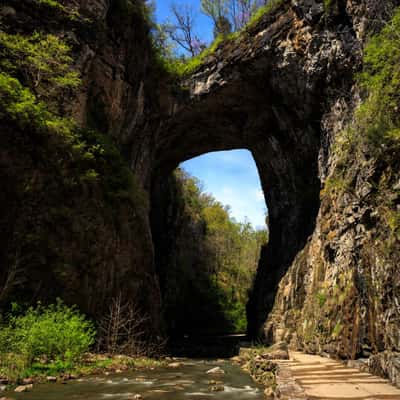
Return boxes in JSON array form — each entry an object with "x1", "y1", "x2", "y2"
[
  {"x1": 201, "y1": 0, "x2": 231, "y2": 37},
  {"x1": 201, "y1": 0, "x2": 267, "y2": 36},
  {"x1": 0, "y1": 31, "x2": 80, "y2": 102}
]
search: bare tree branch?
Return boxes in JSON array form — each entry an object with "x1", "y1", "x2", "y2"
[
  {"x1": 163, "y1": 3, "x2": 199, "y2": 57},
  {"x1": 97, "y1": 293, "x2": 165, "y2": 357}
]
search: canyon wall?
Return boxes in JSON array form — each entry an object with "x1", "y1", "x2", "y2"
[{"x1": 1, "y1": 0, "x2": 399, "y2": 383}]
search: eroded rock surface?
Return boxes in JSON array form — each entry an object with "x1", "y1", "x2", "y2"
[{"x1": 0, "y1": 0, "x2": 399, "y2": 385}]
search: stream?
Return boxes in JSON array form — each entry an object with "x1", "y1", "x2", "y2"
[{"x1": 6, "y1": 359, "x2": 265, "y2": 400}]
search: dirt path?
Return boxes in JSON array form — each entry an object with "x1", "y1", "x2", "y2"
[{"x1": 275, "y1": 352, "x2": 400, "y2": 400}]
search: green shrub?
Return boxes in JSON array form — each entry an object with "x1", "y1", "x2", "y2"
[
  {"x1": 0, "y1": 300, "x2": 95, "y2": 366},
  {"x1": 246, "y1": 0, "x2": 285, "y2": 29},
  {"x1": 0, "y1": 72, "x2": 74, "y2": 134},
  {"x1": 325, "y1": 8, "x2": 400, "y2": 194},
  {"x1": 0, "y1": 31, "x2": 80, "y2": 101},
  {"x1": 35, "y1": 0, "x2": 65, "y2": 11},
  {"x1": 0, "y1": 72, "x2": 147, "y2": 207},
  {"x1": 355, "y1": 7, "x2": 400, "y2": 147},
  {"x1": 159, "y1": 35, "x2": 226, "y2": 77}
]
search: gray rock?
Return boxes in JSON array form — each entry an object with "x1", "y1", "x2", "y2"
[{"x1": 206, "y1": 367, "x2": 225, "y2": 375}]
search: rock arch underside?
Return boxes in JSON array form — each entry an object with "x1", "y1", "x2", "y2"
[{"x1": 1, "y1": 0, "x2": 400, "y2": 386}]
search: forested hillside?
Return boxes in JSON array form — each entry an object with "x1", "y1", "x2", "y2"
[{"x1": 152, "y1": 169, "x2": 268, "y2": 336}]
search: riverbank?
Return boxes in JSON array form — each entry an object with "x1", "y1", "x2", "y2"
[
  {"x1": 0, "y1": 346, "x2": 283, "y2": 397},
  {"x1": 0, "y1": 353, "x2": 167, "y2": 392},
  {"x1": 0, "y1": 328, "x2": 286, "y2": 398},
  {"x1": 2, "y1": 357, "x2": 268, "y2": 400},
  {"x1": 231, "y1": 342, "x2": 290, "y2": 398}
]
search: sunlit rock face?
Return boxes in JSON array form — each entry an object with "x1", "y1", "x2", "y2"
[
  {"x1": 146, "y1": 0, "x2": 400, "y2": 385},
  {"x1": 1, "y1": 0, "x2": 400, "y2": 384}
]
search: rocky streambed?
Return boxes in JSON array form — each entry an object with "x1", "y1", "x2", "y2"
[{"x1": 2, "y1": 358, "x2": 269, "y2": 400}]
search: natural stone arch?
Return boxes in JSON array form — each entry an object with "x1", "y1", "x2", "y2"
[{"x1": 148, "y1": 1, "x2": 359, "y2": 336}]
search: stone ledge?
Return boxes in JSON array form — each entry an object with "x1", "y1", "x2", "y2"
[{"x1": 274, "y1": 362, "x2": 307, "y2": 400}]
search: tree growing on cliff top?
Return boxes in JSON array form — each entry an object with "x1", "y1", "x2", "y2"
[
  {"x1": 159, "y1": 0, "x2": 269, "y2": 56},
  {"x1": 201, "y1": 0, "x2": 268, "y2": 36},
  {"x1": 162, "y1": 3, "x2": 206, "y2": 56}
]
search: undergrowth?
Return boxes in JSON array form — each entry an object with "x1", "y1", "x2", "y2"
[
  {"x1": 0, "y1": 301, "x2": 95, "y2": 381},
  {"x1": 0, "y1": 301, "x2": 165, "y2": 383}
]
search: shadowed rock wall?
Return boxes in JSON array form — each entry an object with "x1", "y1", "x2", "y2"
[{"x1": 1, "y1": 0, "x2": 399, "y2": 384}]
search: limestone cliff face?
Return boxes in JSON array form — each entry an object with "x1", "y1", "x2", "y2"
[
  {"x1": 1, "y1": 0, "x2": 399, "y2": 382},
  {"x1": 240, "y1": 0, "x2": 400, "y2": 386},
  {"x1": 0, "y1": 0, "x2": 163, "y2": 331},
  {"x1": 156, "y1": 0, "x2": 400, "y2": 384}
]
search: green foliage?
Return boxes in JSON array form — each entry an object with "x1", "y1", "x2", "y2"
[
  {"x1": 0, "y1": 31, "x2": 80, "y2": 101},
  {"x1": 323, "y1": 0, "x2": 333, "y2": 11},
  {"x1": 340, "y1": 7, "x2": 400, "y2": 149},
  {"x1": 162, "y1": 169, "x2": 268, "y2": 334},
  {"x1": 156, "y1": 0, "x2": 285, "y2": 78},
  {"x1": 0, "y1": 74, "x2": 145, "y2": 208},
  {"x1": 332, "y1": 321, "x2": 342, "y2": 338},
  {"x1": 385, "y1": 209, "x2": 400, "y2": 236},
  {"x1": 322, "y1": 8, "x2": 400, "y2": 256},
  {"x1": 322, "y1": 175, "x2": 349, "y2": 197},
  {"x1": 316, "y1": 291, "x2": 327, "y2": 308},
  {"x1": 0, "y1": 300, "x2": 95, "y2": 376},
  {"x1": 35, "y1": 0, "x2": 65, "y2": 11},
  {"x1": 246, "y1": 0, "x2": 285, "y2": 29},
  {"x1": 160, "y1": 35, "x2": 226, "y2": 77},
  {"x1": 71, "y1": 127, "x2": 149, "y2": 207},
  {"x1": 0, "y1": 72, "x2": 74, "y2": 134}
]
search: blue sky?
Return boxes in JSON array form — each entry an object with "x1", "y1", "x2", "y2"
[
  {"x1": 181, "y1": 150, "x2": 267, "y2": 229},
  {"x1": 154, "y1": 0, "x2": 214, "y2": 45}
]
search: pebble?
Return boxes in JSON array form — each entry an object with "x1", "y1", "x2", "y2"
[
  {"x1": 206, "y1": 367, "x2": 225, "y2": 375},
  {"x1": 63, "y1": 373, "x2": 78, "y2": 380},
  {"x1": 22, "y1": 378, "x2": 34, "y2": 385},
  {"x1": 264, "y1": 387, "x2": 274, "y2": 399},
  {"x1": 0, "y1": 386, "x2": 6, "y2": 392},
  {"x1": 209, "y1": 385, "x2": 224, "y2": 392},
  {"x1": 168, "y1": 362, "x2": 182, "y2": 368},
  {"x1": 46, "y1": 376, "x2": 57, "y2": 382},
  {"x1": 14, "y1": 384, "x2": 33, "y2": 393},
  {"x1": 207, "y1": 380, "x2": 223, "y2": 385}
]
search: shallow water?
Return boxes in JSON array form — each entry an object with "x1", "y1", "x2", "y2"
[{"x1": 7, "y1": 359, "x2": 265, "y2": 400}]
